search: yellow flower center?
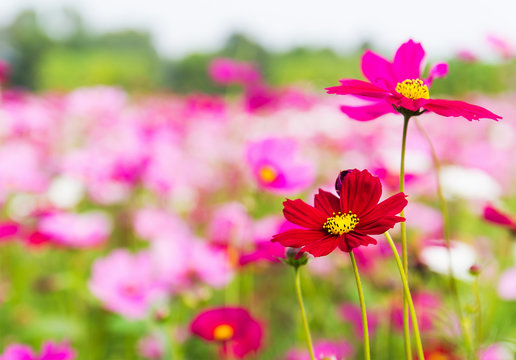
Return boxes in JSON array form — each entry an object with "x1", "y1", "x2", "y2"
[
  {"x1": 323, "y1": 211, "x2": 359, "y2": 235},
  {"x1": 259, "y1": 165, "x2": 278, "y2": 183},
  {"x1": 395, "y1": 79, "x2": 429, "y2": 100},
  {"x1": 427, "y1": 353, "x2": 449, "y2": 360},
  {"x1": 213, "y1": 324, "x2": 234, "y2": 341}
]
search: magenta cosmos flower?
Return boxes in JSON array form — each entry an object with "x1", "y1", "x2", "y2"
[
  {"x1": 0, "y1": 341, "x2": 75, "y2": 360},
  {"x1": 272, "y1": 169, "x2": 407, "y2": 256},
  {"x1": 190, "y1": 307, "x2": 263, "y2": 359},
  {"x1": 326, "y1": 39, "x2": 501, "y2": 121}
]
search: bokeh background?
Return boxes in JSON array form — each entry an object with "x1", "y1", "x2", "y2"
[{"x1": 1, "y1": 1, "x2": 516, "y2": 359}]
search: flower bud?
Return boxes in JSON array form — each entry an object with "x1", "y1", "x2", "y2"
[
  {"x1": 335, "y1": 170, "x2": 351, "y2": 196},
  {"x1": 282, "y1": 247, "x2": 308, "y2": 268}
]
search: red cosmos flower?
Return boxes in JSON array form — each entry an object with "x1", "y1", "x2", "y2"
[
  {"x1": 272, "y1": 169, "x2": 407, "y2": 257},
  {"x1": 190, "y1": 307, "x2": 263, "y2": 359},
  {"x1": 326, "y1": 39, "x2": 501, "y2": 121}
]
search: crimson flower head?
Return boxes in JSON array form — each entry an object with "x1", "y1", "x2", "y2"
[
  {"x1": 272, "y1": 169, "x2": 407, "y2": 257},
  {"x1": 190, "y1": 306, "x2": 263, "y2": 359},
  {"x1": 326, "y1": 39, "x2": 501, "y2": 121}
]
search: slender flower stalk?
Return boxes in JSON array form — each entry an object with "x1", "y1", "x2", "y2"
[
  {"x1": 472, "y1": 271, "x2": 482, "y2": 355},
  {"x1": 349, "y1": 251, "x2": 371, "y2": 360},
  {"x1": 399, "y1": 113, "x2": 412, "y2": 360},
  {"x1": 384, "y1": 231, "x2": 425, "y2": 360},
  {"x1": 414, "y1": 119, "x2": 474, "y2": 358},
  {"x1": 294, "y1": 266, "x2": 315, "y2": 360}
]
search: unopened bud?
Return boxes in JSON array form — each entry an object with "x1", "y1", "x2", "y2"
[{"x1": 282, "y1": 248, "x2": 308, "y2": 269}]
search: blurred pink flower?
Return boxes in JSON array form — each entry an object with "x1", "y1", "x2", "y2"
[
  {"x1": 133, "y1": 207, "x2": 189, "y2": 241},
  {"x1": 339, "y1": 303, "x2": 380, "y2": 339},
  {"x1": 38, "y1": 211, "x2": 111, "y2": 248},
  {"x1": 89, "y1": 249, "x2": 166, "y2": 319},
  {"x1": 208, "y1": 58, "x2": 261, "y2": 86},
  {"x1": 137, "y1": 335, "x2": 164, "y2": 359},
  {"x1": 0, "y1": 341, "x2": 75, "y2": 360},
  {"x1": 391, "y1": 291, "x2": 441, "y2": 332},
  {"x1": 151, "y1": 236, "x2": 233, "y2": 291},
  {"x1": 487, "y1": 34, "x2": 514, "y2": 60},
  {"x1": 483, "y1": 204, "x2": 516, "y2": 232},
  {"x1": 246, "y1": 137, "x2": 315, "y2": 195},
  {"x1": 0, "y1": 60, "x2": 10, "y2": 84},
  {"x1": 0, "y1": 141, "x2": 49, "y2": 200},
  {"x1": 0, "y1": 221, "x2": 20, "y2": 242},
  {"x1": 479, "y1": 343, "x2": 513, "y2": 360},
  {"x1": 190, "y1": 307, "x2": 263, "y2": 359},
  {"x1": 497, "y1": 266, "x2": 516, "y2": 300},
  {"x1": 457, "y1": 50, "x2": 478, "y2": 62},
  {"x1": 286, "y1": 340, "x2": 354, "y2": 360},
  {"x1": 66, "y1": 86, "x2": 127, "y2": 123},
  {"x1": 208, "y1": 202, "x2": 253, "y2": 247}
]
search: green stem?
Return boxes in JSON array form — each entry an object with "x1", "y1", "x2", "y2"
[
  {"x1": 473, "y1": 275, "x2": 482, "y2": 356},
  {"x1": 399, "y1": 113, "x2": 412, "y2": 360},
  {"x1": 294, "y1": 267, "x2": 315, "y2": 360},
  {"x1": 414, "y1": 119, "x2": 474, "y2": 358},
  {"x1": 384, "y1": 232, "x2": 425, "y2": 360},
  {"x1": 349, "y1": 252, "x2": 371, "y2": 360}
]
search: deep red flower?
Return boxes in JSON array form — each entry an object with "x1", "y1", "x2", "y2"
[
  {"x1": 272, "y1": 169, "x2": 407, "y2": 257},
  {"x1": 326, "y1": 39, "x2": 501, "y2": 122},
  {"x1": 190, "y1": 307, "x2": 263, "y2": 359}
]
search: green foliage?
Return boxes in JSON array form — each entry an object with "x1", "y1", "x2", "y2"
[{"x1": 35, "y1": 48, "x2": 158, "y2": 91}]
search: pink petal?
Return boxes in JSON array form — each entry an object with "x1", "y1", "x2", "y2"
[
  {"x1": 339, "y1": 101, "x2": 396, "y2": 121},
  {"x1": 326, "y1": 80, "x2": 390, "y2": 99},
  {"x1": 361, "y1": 50, "x2": 396, "y2": 89},
  {"x1": 423, "y1": 99, "x2": 502, "y2": 121},
  {"x1": 392, "y1": 39, "x2": 425, "y2": 82},
  {"x1": 426, "y1": 62, "x2": 449, "y2": 85}
]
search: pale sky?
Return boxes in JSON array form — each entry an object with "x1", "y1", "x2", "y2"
[{"x1": 0, "y1": 0, "x2": 515, "y2": 59}]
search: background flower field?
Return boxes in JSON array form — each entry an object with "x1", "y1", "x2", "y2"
[{"x1": 0, "y1": 6, "x2": 516, "y2": 360}]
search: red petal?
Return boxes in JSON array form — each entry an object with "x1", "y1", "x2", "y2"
[
  {"x1": 359, "y1": 193, "x2": 408, "y2": 226},
  {"x1": 339, "y1": 169, "x2": 382, "y2": 217},
  {"x1": 356, "y1": 216, "x2": 405, "y2": 234},
  {"x1": 314, "y1": 189, "x2": 341, "y2": 217},
  {"x1": 361, "y1": 50, "x2": 396, "y2": 90},
  {"x1": 338, "y1": 232, "x2": 377, "y2": 252},
  {"x1": 300, "y1": 236, "x2": 338, "y2": 257},
  {"x1": 272, "y1": 229, "x2": 327, "y2": 248},
  {"x1": 423, "y1": 99, "x2": 502, "y2": 121},
  {"x1": 326, "y1": 80, "x2": 390, "y2": 99},
  {"x1": 484, "y1": 205, "x2": 515, "y2": 226},
  {"x1": 393, "y1": 40, "x2": 425, "y2": 82},
  {"x1": 283, "y1": 199, "x2": 326, "y2": 229},
  {"x1": 339, "y1": 101, "x2": 397, "y2": 121}
]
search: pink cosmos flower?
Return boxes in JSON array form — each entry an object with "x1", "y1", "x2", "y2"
[
  {"x1": 208, "y1": 58, "x2": 261, "y2": 86},
  {"x1": 486, "y1": 34, "x2": 514, "y2": 60},
  {"x1": 38, "y1": 211, "x2": 112, "y2": 248},
  {"x1": 208, "y1": 202, "x2": 253, "y2": 247},
  {"x1": 246, "y1": 137, "x2": 315, "y2": 195},
  {"x1": 286, "y1": 340, "x2": 354, "y2": 360},
  {"x1": 190, "y1": 307, "x2": 263, "y2": 359},
  {"x1": 0, "y1": 341, "x2": 75, "y2": 360},
  {"x1": 326, "y1": 39, "x2": 501, "y2": 121},
  {"x1": 89, "y1": 249, "x2": 166, "y2": 319}
]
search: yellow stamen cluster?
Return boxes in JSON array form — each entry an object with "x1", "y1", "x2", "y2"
[
  {"x1": 323, "y1": 211, "x2": 359, "y2": 235},
  {"x1": 213, "y1": 324, "x2": 234, "y2": 341},
  {"x1": 395, "y1": 79, "x2": 429, "y2": 100},
  {"x1": 259, "y1": 165, "x2": 278, "y2": 183}
]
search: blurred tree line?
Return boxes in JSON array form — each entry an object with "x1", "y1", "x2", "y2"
[{"x1": 1, "y1": 7, "x2": 515, "y2": 95}]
